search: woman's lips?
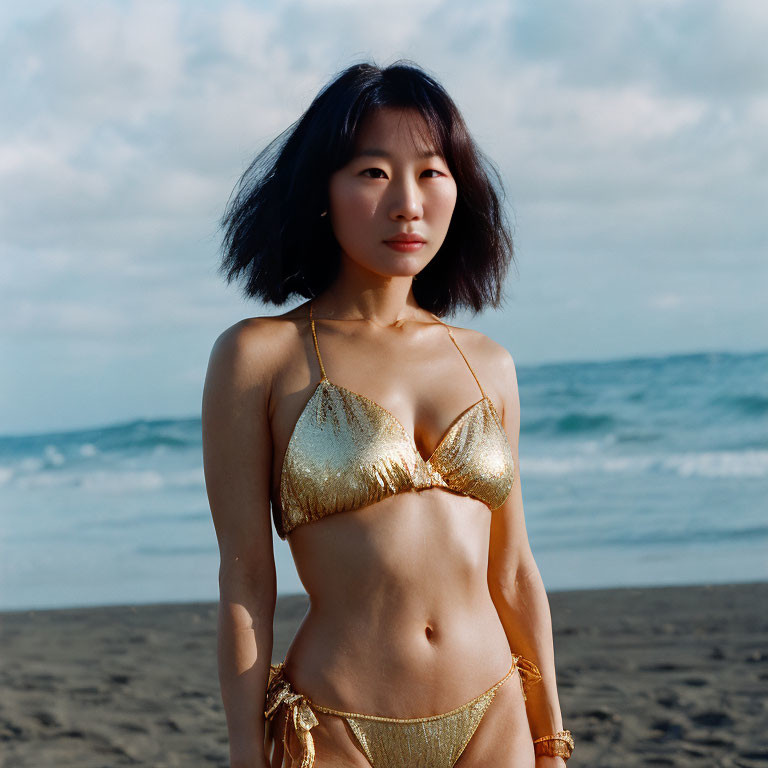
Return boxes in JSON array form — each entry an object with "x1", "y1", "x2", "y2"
[
  {"x1": 383, "y1": 234, "x2": 427, "y2": 253},
  {"x1": 383, "y1": 240, "x2": 426, "y2": 252}
]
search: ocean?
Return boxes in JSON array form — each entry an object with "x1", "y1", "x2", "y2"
[{"x1": 1, "y1": 349, "x2": 766, "y2": 611}]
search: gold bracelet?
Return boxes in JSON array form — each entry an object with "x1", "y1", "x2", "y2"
[{"x1": 532, "y1": 729, "x2": 574, "y2": 760}]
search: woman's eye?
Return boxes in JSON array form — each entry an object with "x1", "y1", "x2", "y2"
[{"x1": 360, "y1": 168, "x2": 446, "y2": 179}]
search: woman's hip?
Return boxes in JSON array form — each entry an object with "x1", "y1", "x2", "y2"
[{"x1": 264, "y1": 653, "x2": 542, "y2": 768}]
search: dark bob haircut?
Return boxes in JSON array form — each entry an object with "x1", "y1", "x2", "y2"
[{"x1": 219, "y1": 59, "x2": 516, "y2": 317}]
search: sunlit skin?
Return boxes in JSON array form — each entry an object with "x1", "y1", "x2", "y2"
[{"x1": 327, "y1": 106, "x2": 458, "y2": 285}]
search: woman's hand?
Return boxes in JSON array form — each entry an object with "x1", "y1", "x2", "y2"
[{"x1": 535, "y1": 755, "x2": 568, "y2": 768}]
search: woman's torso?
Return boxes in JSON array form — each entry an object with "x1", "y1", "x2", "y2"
[{"x1": 266, "y1": 309, "x2": 515, "y2": 717}]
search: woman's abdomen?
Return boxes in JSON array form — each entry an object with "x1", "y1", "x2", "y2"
[{"x1": 282, "y1": 491, "x2": 517, "y2": 717}]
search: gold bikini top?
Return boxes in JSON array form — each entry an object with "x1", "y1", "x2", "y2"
[{"x1": 274, "y1": 303, "x2": 516, "y2": 539}]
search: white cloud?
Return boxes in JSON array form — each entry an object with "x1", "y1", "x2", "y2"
[{"x1": 650, "y1": 293, "x2": 684, "y2": 310}]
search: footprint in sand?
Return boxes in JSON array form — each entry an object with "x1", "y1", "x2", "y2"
[
  {"x1": 32, "y1": 710, "x2": 60, "y2": 728},
  {"x1": 649, "y1": 718, "x2": 686, "y2": 742},
  {"x1": 690, "y1": 710, "x2": 734, "y2": 728}
]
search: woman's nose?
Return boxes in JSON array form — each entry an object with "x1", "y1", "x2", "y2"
[{"x1": 388, "y1": 179, "x2": 423, "y2": 220}]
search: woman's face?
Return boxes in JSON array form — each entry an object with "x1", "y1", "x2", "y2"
[{"x1": 327, "y1": 107, "x2": 458, "y2": 278}]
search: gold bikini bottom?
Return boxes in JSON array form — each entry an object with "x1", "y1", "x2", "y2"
[{"x1": 264, "y1": 654, "x2": 542, "y2": 768}]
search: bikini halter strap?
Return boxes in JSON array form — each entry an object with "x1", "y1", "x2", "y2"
[
  {"x1": 429, "y1": 312, "x2": 487, "y2": 399},
  {"x1": 308, "y1": 301, "x2": 327, "y2": 380}
]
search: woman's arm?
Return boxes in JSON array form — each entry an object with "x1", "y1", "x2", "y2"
[
  {"x1": 202, "y1": 320, "x2": 278, "y2": 768},
  {"x1": 485, "y1": 345, "x2": 567, "y2": 763}
]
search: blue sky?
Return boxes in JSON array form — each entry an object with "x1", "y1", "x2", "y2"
[{"x1": 2, "y1": 0, "x2": 766, "y2": 434}]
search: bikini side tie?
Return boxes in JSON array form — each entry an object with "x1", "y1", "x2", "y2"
[
  {"x1": 265, "y1": 663, "x2": 319, "y2": 768},
  {"x1": 515, "y1": 654, "x2": 543, "y2": 700}
]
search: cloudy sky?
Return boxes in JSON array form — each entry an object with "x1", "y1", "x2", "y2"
[{"x1": 2, "y1": 0, "x2": 766, "y2": 435}]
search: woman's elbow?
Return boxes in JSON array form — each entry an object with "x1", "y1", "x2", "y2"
[
  {"x1": 218, "y1": 557, "x2": 277, "y2": 609},
  {"x1": 489, "y1": 549, "x2": 540, "y2": 601}
]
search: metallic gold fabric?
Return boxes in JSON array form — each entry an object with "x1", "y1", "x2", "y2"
[
  {"x1": 533, "y1": 729, "x2": 575, "y2": 760},
  {"x1": 264, "y1": 655, "x2": 542, "y2": 768},
  {"x1": 276, "y1": 306, "x2": 516, "y2": 539},
  {"x1": 265, "y1": 665, "x2": 319, "y2": 768}
]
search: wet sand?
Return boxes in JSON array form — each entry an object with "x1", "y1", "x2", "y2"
[{"x1": 1, "y1": 581, "x2": 766, "y2": 767}]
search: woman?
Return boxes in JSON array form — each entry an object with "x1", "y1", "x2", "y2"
[{"x1": 202, "y1": 61, "x2": 574, "y2": 768}]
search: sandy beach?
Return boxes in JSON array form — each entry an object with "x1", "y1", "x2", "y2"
[{"x1": 1, "y1": 581, "x2": 766, "y2": 767}]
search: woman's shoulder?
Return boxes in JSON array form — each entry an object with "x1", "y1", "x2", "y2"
[
  {"x1": 437, "y1": 319, "x2": 515, "y2": 371},
  {"x1": 207, "y1": 306, "x2": 310, "y2": 388},
  {"x1": 436, "y1": 319, "x2": 519, "y2": 413}
]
